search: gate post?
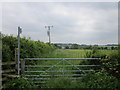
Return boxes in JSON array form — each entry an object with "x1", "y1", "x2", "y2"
[
  {"x1": 21, "y1": 59, "x2": 25, "y2": 77},
  {"x1": 17, "y1": 26, "x2": 22, "y2": 75}
]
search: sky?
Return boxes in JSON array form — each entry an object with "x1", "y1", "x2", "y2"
[{"x1": 1, "y1": 2, "x2": 118, "y2": 45}]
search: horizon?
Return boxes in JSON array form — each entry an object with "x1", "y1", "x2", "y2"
[{"x1": 1, "y1": 32, "x2": 118, "y2": 46}]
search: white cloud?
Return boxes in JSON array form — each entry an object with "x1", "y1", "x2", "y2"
[{"x1": 2, "y1": 2, "x2": 118, "y2": 45}]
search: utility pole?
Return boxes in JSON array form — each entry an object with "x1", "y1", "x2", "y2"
[
  {"x1": 18, "y1": 26, "x2": 22, "y2": 75},
  {"x1": 45, "y1": 26, "x2": 53, "y2": 44}
]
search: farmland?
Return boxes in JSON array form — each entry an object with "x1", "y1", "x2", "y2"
[
  {"x1": 45, "y1": 49, "x2": 117, "y2": 58},
  {"x1": 38, "y1": 49, "x2": 117, "y2": 67},
  {"x1": 23, "y1": 49, "x2": 119, "y2": 88},
  {"x1": 2, "y1": 34, "x2": 119, "y2": 89}
]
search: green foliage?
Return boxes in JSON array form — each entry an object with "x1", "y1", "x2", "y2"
[
  {"x1": 5, "y1": 77, "x2": 38, "y2": 88},
  {"x1": 2, "y1": 34, "x2": 56, "y2": 62},
  {"x1": 85, "y1": 46, "x2": 120, "y2": 79},
  {"x1": 71, "y1": 44, "x2": 79, "y2": 49},
  {"x1": 81, "y1": 48, "x2": 101, "y2": 67},
  {"x1": 2, "y1": 44, "x2": 13, "y2": 62},
  {"x1": 2, "y1": 35, "x2": 17, "y2": 62},
  {"x1": 78, "y1": 71, "x2": 119, "y2": 88},
  {"x1": 45, "y1": 71, "x2": 119, "y2": 88},
  {"x1": 101, "y1": 51, "x2": 120, "y2": 79},
  {"x1": 85, "y1": 47, "x2": 106, "y2": 58},
  {"x1": 39, "y1": 48, "x2": 119, "y2": 88},
  {"x1": 65, "y1": 46, "x2": 69, "y2": 49}
]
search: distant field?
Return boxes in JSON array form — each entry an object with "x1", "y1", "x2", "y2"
[
  {"x1": 29, "y1": 49, "x2": 117, "y2": 67},
  {"x1": 98, "y1": 49, "x2": 117, "y2": 56},
  {"x1": 37, "y1": 49, "x2": 117, "y2": 66},
  {"x1": 45, "y1": 49, "x2": 90, "y2": 58},
  {"x1": 27, "y1": 49, "x2": 118, "y2": 70},
  {"x1": 45, "y1": 49, "x2": 117, "y2": 58}
]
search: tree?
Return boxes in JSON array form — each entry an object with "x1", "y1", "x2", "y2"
[
  {"x1": 71, "y1": 44, "x2": 79, "y2": 49},
  {"x1": 65, "y1": 46, "x2": 69, "y2": 49}
]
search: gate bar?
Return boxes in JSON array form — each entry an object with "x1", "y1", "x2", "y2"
[
  {"x1": 24, "y1": 74, "x2": 83, "y2": 77},
  {"x1": 24, "y1": 58, "x2": 101, "y2": 60},
  {"x1": 25, "y1": 65, "x2": 100, "y2": 68},
  {"x1": 28, "y1": 77, "x2": 82, "y2": 80},
  {"x1": 25, "y1": 70, "x2": 95, "y2": 73}
]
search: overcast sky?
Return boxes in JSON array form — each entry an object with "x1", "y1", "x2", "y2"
[{"x1": 2, "y1": 2, "x2": 118, "y2": 45}]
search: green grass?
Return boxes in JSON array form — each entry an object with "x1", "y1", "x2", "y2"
[
  {"x1": 44, "y1": 49, "x2": 117, "y2": 58},
  {"x1": 24, "y1": 49, "x2": 118, "y2": 88},
  {"x1": 26, "y1": 49, "x2": 117, "y2": 73},
  {"x1": 99, "y1": 50, "x2": 117, "y2": 56},
  {"x1": 45, "y1": 49, "x2": 90, "y2": 58}
]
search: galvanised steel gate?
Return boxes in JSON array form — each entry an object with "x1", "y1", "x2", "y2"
[{"x1": 20, "y1": 58, "x2": 101, "y2": 88}]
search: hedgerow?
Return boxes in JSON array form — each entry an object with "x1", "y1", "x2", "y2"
[{"x1": 2, "y1": 34, "x2": 56, "y2": 62}]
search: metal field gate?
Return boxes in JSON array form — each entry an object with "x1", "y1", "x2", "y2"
[{"x1": 20, "y1": 58, "x2": 101, "y2": 88}]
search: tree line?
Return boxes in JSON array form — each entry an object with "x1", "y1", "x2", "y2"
[{"x1": 54, "y1": 43, "x2": 118, "y2": 50}]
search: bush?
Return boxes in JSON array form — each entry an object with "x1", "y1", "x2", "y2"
[
  {"x1": 45, "y1": 71, "x2": 119, "y2": 88},
  {"x1": 85, "y1": 47, "x2": 107, "y2": 58},
  {"x1": 2, "y1": 34, "x2": 56, "y2": 62},
  {"x1": 84, "y1": 47, "x2": 120, "y2": 79},
  {"x1": 5, "y1": 77, "x2": 38, "y2": 88},
  {"x1": 77, "y1": 71, "x2": 119, "y2": 88},
  {"x1": 101, "y1": 51, "x2": 120, "y2": 79},
  {"x1": 81, "y1": 48, "x2": 103, "y2": 70},
  {"x1": 2, "y1": 44, "x2": 12, "y2": 62}
]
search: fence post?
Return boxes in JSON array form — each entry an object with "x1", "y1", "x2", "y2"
[{"x1": 21, "y1": 59, "x2": 25, "y2": 77}]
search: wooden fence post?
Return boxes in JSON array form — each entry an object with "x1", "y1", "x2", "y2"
[{"x1": 21, "y1": 59, "x2": 25, "y2": 77}]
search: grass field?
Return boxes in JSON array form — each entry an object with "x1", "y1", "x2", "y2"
[
  {"x1": 27, "y1": 49, "x2": 117, "y2": 70},
  {"x1": 26, "y1": 49, "x2": 117, "y2": 78},
  {"x1": 45, "y1": 49, "x2": 117, "y2": 58},
  {"x1": 45, "y1": 49, "x2": 90, "y2": 58}
]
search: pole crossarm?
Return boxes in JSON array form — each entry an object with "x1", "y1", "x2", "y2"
[{"x1": 45, "y1": 25, "x2": 53, "y2": 44}]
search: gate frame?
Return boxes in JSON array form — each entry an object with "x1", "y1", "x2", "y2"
[{"x1": 20, "y1": 58, "x2": 101, "y2": 77}]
